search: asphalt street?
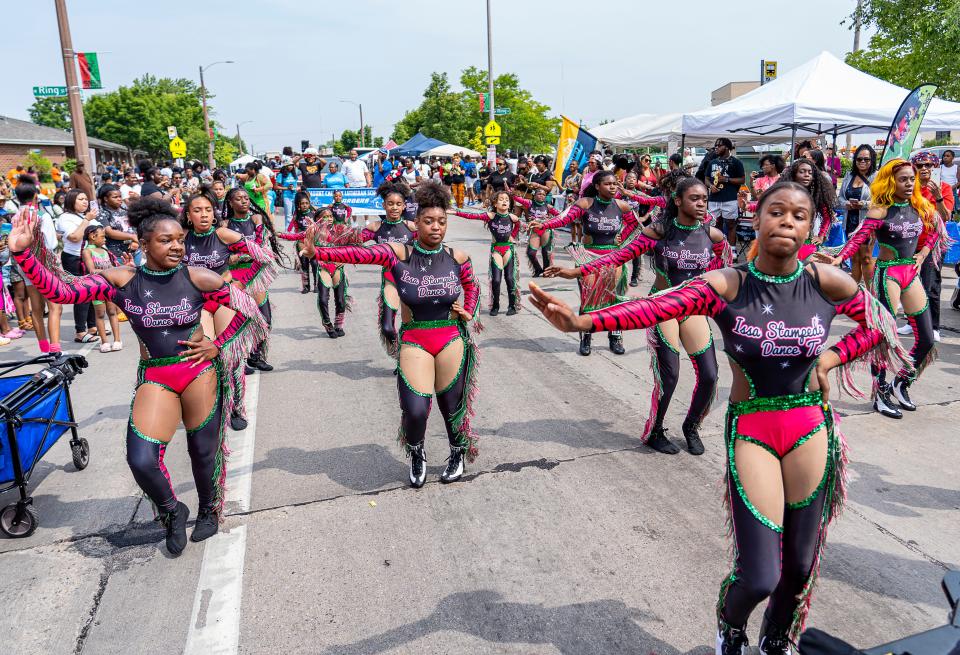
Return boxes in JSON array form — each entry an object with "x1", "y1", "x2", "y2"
[{"x1": 0, "y1": 215, "x2": 957, "y2": 654}]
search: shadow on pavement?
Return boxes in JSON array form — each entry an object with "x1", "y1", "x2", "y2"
[
  {"x1": 476, "y1": 417, "x2": 647, "y2": 453},
  {"x1": 821, "y1": 541, "x2": 955, "y2": 605},
  {"x1": 253, "y1": 444, "x2": 407, "y2": 492},
  {"x1": 848, "y1": 461, "x2": 960, "y2": 518},
  {"x1": 272, "y1": 358, "x2": 395, "y2": 380},
  {"x1": 320, "y1": 590, "x2": 711, "y2": 655}
]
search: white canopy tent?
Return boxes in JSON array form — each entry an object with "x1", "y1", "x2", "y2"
[
  {"x1": 420, "y1": 143, "x2": 482, "y2": 158},
  {"x1": 229, "y1": 154, "x2": 257, "y2": 170},
  {"x1": 591, "y1": 112, "x2": 790, "y2": 148},
  {"x1": 682, "y1": 51, "x2": 960, "y2": 146}
]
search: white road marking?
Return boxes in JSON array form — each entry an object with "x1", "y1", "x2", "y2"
[{"x1": 184, "y1": 371, "x2": 260, "y2": 655}]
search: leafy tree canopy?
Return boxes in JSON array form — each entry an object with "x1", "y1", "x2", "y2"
[{"x1": 28, "y1": 97, "x2": 71, "y2": 131}]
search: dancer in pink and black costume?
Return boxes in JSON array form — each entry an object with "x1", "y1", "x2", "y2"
[
  {"x1": 303, "y1": 183, "x2": 482, "y2": 487},
  {"x1": 513, "y1": 188, "x2": 558, "y2": 277},
  {"x1": 528, "y1": 169, "x2": 639, "y2": 356},
  {"x1": 531, "y1": 181, "x2": 908, "y2": 651},
  {"x1": 447, "y1": 190, "x2": 522, "y2": 316},
  {"x1": 547, "y1": 177, "x2": 731, "y2": 454},
  {"x1": 8, "y1": 199, "x2": 267, "y2": 555},
  {"x1": 819, "y1": 158, "x2": 942, "y2": 419},
  {"x1": 220, "y1": 187, "x2": 286, "y2": 373},
  {"x1": 288, "y1": 191, "x2": 320, "y2": 293}
]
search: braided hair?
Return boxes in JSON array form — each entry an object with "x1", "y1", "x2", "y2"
[
  {"x1": 781, "y1": 158, "x2": 836, "y2": 229},
  {"x1": 660, "y1": 176, "x2": 708, "y2": 230},
  {"x1": 126, "y1": 196, "x2": 180, "y2": 241}
]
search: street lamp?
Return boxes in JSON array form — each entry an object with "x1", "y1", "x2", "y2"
[
  {"x1": 199, "y1": 60, "x2": 234, "y2": 169},
  {"x1": 339, "y1": 100, "x2": 364, "y2": 147},
  {"x1": 236, "y1": 121, "x2": 253, "y2": 155}
]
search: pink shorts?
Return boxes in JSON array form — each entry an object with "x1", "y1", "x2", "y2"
[
  {"x1": 230, "y1": 264, "x2": 255, "y2": 287},
  {"x1": 491, "y1": 244, "x2": 511, "y2": 257},
  {"x1": 400, "y1": 324, "x2": 461, "y2": 357},
  {"x1": 735, "y1": 404, "x2": 826, "y2": 458},
  {"x1": 798, "y1": 243, "x2": 818, "y2": 262},
  {"x1": 139, "y1": 359, "x2": 214, "y2": 395}
]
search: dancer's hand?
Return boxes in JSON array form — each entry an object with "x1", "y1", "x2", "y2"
[
  {"x1": 7, "y1": 207, "x2": 36, "y2": 252},
  {"x1": 912, "y1": 251, "x2": 925, "y2": 273},
  {"x1": 528, "y1": 282, "x2": 590, "y2": 332},
  {"x1": 814, "y1": 351, "x2": 838, "y2": 401},
  {"x1": 527, "y1": 221, "x2": 543, "y2": 232},
  {"x1": 812, "y1": 251, "x2": 839, "y2": 266},
  {"x1": 178, "y1": 337, "x2": 219, "y2": 366},
  {"x1": 451, "y1": 302, "x2": 472, "y2": 322},
  {"x1": 810, "y1": 235, "x2": 824, "y2": 246},
  {"x1": 543, "y1": 266, "x2": 581, "y2": 279}
]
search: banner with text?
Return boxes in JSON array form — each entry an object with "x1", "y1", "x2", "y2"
[{"x1": 306, "y1": 187, "x2": 383, "y2": 215}]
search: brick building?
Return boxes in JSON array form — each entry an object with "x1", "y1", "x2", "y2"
[{"x1": 0, "y1": 115, "x2": 134, "y2": 173}]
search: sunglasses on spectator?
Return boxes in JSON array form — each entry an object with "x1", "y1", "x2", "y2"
[
  {"x1": 916, "y1": 163, "x2": 935, "y2": 169},
  {"x1": 855, "y1": 157, "x2": 872, "y2": 162}
]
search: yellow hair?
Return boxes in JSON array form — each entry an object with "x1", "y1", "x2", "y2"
[{"x1": 870, "y1": 159, "x2": 936, "y2": 233}]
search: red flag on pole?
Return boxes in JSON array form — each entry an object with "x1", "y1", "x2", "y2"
[{"x1": 78, "y1": 52, "x2": 102, "y2": 89}]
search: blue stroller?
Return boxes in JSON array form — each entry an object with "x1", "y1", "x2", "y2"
[{"x1": 0, "y1": 354, "x2": 89, "y2": 538}]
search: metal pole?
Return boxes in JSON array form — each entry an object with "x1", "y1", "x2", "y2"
[
  {"x1": 236, "y1": 123, "x2": 244, "y2": 154},
  {"x1": 791, "y1": 124, "x2": 798, "y2": 161},
  {"x1": 359, "y1": 103, "x2": 364, "y2": 148},
  {"x1": 200, "y1": 66, "x2": 214, "y2": 170},
  {"x1": 54, "y1": 0, "x2": 91, "y2": 171},
  {"x1": 486, "y1": 0, "x2": 496, "y2": 163},
  {"x1": 847, "y1": 0, "x2": 865, "y2": 154}
]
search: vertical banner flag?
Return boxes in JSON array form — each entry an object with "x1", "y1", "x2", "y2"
[
  {"x1": 553, "y1": 116, "x2": 597, "y2": 189},
  {"x1": 78, "y1": 52, "x2": 102, "y2": 90},
  {"x1": 879, "y1": 84, "x2": 937, "y2": 167}
]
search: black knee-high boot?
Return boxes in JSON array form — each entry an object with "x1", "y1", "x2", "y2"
[
  {"x1": 126, "y1": 424, "x2": 178, "y2": 514},
  {"x1": 683, "y1": 341, "x2": 719, "y2": 455},
  {"x1": 541, "y1": 244, "x2": 553, "y2": 270},
  {"x1": 503, "y1": 255, "x2": 519, "y2": 315},
  {"x1": 526, "y1": 245, "x2": 543, "y2": 277},
  {"x1": 630, "y1": 255, "x2": 641, "y2": 286},
  {"x1": 126, "y1": 422, "x2": 189, "y2": 553},
  {"x1": 186, "y1": 387, "x2": 226, "y2": 541},
  {"x1": 892, "y1": 307, "x2": 936, "y2": 410},
  {"x1": 298, "y1": 255, "x2": 311, "y2": 291},
  {"x1": 380, "y1": 303, "x2": 399, "y2": 357},
  {"x1": 333, "y1": 280, "x2": 348, "y2": 336},
  {"x1": 489, "y1": 259, "x2": 503, "y2": 315},
  {"x1": 248, "y1": 297, "x2": 273, "y2": 371},
  {"x1": 317, "y1": 284, "x2": 335, "y2": 336},
  {"x1": 398, "y1": 374, "x2": 432, "y2": 487},
  {"x1": 645, "y1": 328, "x2": 681, "y2": 454},
  {"x1": 435, "y1": 369, "x2": 471, "y2": 483}
]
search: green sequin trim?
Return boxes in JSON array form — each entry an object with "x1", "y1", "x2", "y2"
[
  {"x1": 401, "y1": 319, "x2": 459, "y2": 331},
  {"x1": 139, "y1": 355, "x2": 183, "y2": 368},
  {"x1": 673, "y1": 218, "x2": 701, "y2": 231},
  {"x1": 728, "y1": 390, "x2": 824, "y2": 416},
  {"x1": 787, "y1": 420, "x2": 827, "y2": 455},
  {"x1": 436, "y1": 333, "x2": 468, "y2": 395},
  {"x1": 192, "y1": 226, "x2": 217, "y2": 237},
  {"x1": 904, "y1": 301, "x2": 929, "y2": 317},
  {"x1": 383, "y1": 218, "x2": 404, "y2": 225},
  {"x1": 876, "y1": 257, "x2": 914, "y2": 267},
  {"x1": 583, "y1": 243, "x2": 618, "y2": 250},
  {"x1": 728, "y1": 414, "x2": 784, "y2": 533},
  {"x1": 734, "y1": 433, "x2": 781, "y2": 459},
  {"x1": 490, "y1": 241, "x2": 513, "y2": 248},
  {"x1": 413, "y1": 241, "x2": 443, "y2": 255},
  {"x1": 380, "y1": 272, "x2": 399, "y2": 311},
  {"x1": 725, "y1": 352, "x2": 758, "y2": 398},
  {"x1": 494, "y1": 212, "x2": 511, "y2": 219},
  {"x1": 688, "y1": 333, "x2": 714, "y2": 358},
  {"x1": 654, "y1": 324, "x2": 680, "y2": 355},
  {"x1": 397, "y1": 367, "x2": 432, "y2": 398},
  {"x1": 786, "y1": 457, "x2": 829, "y2": 509},
  {"x1": 140, "y1": 263, "x2": 182, "y2": 276},
  {"x1": 747, "y1": 260, "x2": 803, "y2": 284},
  {"x1": 130, "y1": 422, "x2": 165, "y2": 445},
  {"x1": 891, "y1": 201, "x2": 909, "y2": 207},
  {"x1": 595, "y1": 197, "x2": 613, "y2": 205},
  {"x1": 186, "y1": 391, "x2": 220, "y2": 433}
]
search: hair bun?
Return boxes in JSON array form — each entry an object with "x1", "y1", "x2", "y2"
[{"x1": 126, "y1": 197, "x2": 178, "y2": 229}]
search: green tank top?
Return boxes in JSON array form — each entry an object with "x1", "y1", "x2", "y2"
[{"x1": 244, "y1": 178, "x2": 267, "y2": 211}]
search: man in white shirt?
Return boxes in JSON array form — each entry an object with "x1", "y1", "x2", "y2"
[
  {"x1": 119, "y1": 170, "x2": 141, "y2": 201},
  {"x1": 940, "y1": 149, "x2": 958, "y2": 216},
  {"x1": 342, "y1": 149, "x2": 371, "y2": 188}
]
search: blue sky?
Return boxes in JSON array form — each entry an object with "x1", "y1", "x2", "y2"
[{"x1": 4, "y1": 1, "x2": 865, "y2": 152}]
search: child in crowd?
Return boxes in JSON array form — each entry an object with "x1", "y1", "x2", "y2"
[{"x1": 81, "y1": 225, "x2": 122, "y2": 352}]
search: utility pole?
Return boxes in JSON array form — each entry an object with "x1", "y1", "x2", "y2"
[
  {"x1": 54, "y1": 0, "x2": 91, "y2": 171},
  {"x1": 486, "y1": 0, "x2": 496, "y2": 164},
  {"x1": 340, "y1": 100, "x2": 364, "y2": 147},
  {"x1": 199, "y1": 61, "x2": 233, "y2": 170},
  {"x1": 847, "y1": 0, "x2": 865, "y2": 153}
]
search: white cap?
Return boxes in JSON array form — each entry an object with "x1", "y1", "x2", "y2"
[
  {"x1": 303, "y1": 147, "x2": 319, "y2": 156},
  {"x1": 160, "y1": 167, "x2": 173, "y2": 177}
]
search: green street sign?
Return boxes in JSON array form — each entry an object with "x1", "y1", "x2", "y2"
[
  {"x1": 494, "y1": 107, "x2": 511, "y2": 116},
  {"x1": 33, "y1": 86, "x2": 68, "y2": 98}
]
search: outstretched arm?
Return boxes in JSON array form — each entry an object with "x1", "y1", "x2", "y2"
[
  {"x1": 13, "y1": 248, "x2": 115, "y2": 304},
  {"x1": 620, "y1": 189, "x2": 666, "y2": 207},
  {"x1": 448, "y1": 209, "x2": 490, "y2": 222},
  {"x1": 834, "y1": 217, "x2": 882, "y2": 261},
  {"x1": 579, "y1": 233, "x2": 658, "y2": 275},
  {"x1": 540, "y1": 204, "x2": 583, "y2": 230},
  {"x1": 311, "y1": 242, "x2": 400, "y2": 267},
  {"x1": 587, "y1": 277, "x2": 727, "y2": 332}
]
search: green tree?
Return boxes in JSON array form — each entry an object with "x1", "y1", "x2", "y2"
[
  {"x1": 373, "y1": 136, "x2": 384, "y2": 148},
  {"x1": 391, "y1": 69, "x2": 559, "y2": 153},
  {"x1": 335, "y1": 129, "x2": 359, "y2": 156},
  {"x1": 214, "y1": 136, "x2": 241, "y2": 167},
  {"x1": 28, "y1": 97, "x2": 71, "y2": 130},
  {"x1": 846, "y1": 1, "x2": 960, "y2": 102},
  {"x1": 24, "y1": 153, "x2": 53, "y2": 182},
  {"x1": 83, "y1": 75, "x2": 213, "y2": 160}
]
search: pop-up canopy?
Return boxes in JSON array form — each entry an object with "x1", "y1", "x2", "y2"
[
  {"x1": 681, "y1": 51, "x2": 960, "y2": 141},
  {"x1": 391, "y1": 132, "x2": 447, "y2": 157}
]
